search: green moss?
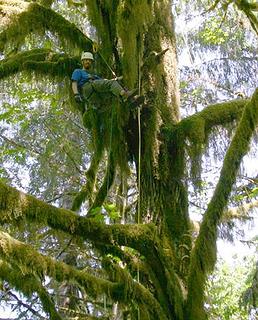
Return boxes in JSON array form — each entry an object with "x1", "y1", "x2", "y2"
[
  {"x1": 103, "y1": 257, "x2": 167, "y2": 319},
  {"x1": 79, "y1": 94, "x2": 132, "y2": 210},
  {"x1": 0, "y1": 231, "x2": 117, "y2": 304},
  {"x1": 186, "y1": 89, "x2": 258, "y2": 320},
  {"x1": 0, "y1": 3, "x2": 92, "y2": 53},
  {"x1": 0, "y1": 49, "x2": 80, "y2": 80},
  {"x1": 0, "y1": 261, "x2": 63, "y2": 319},
  {"x1": 0, "y1": 181, "x2": 158, "y2": 255},
  {"x1": 0, "y1": 49, "x2": 49, "y2": 79},
  {"x1": 87, "y1": 0, "x2": 120, "y2": 64},
  {"x1": 88, "y1": 152, "x2": 116, "y2": 215},
  {"x1": 72, "y1": 147, "x2": 103, "y2": 211},
  {"x1": 117, "y1": 0, "x2": 153, "y2": 87},
  {"x1": 162, "y1": 99, "x2": 248, "y2": 191}
]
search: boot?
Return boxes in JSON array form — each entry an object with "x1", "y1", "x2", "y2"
[
  {"x1": 128, "y1": 95, "x2": 145, "y2": 109},
  {"x1": 122, "y1": 89, "x2": 144, "y2": 107}
]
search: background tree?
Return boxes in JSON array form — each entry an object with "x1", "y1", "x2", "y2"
[
  {"x1": 0, "y1": 0, "x2": 257, "y2": 319},
  {"x1": 206, "y1": 255, "x2": 257, "y2": 320}
]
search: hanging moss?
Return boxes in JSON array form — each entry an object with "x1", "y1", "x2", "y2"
[
  {"x1": 0, "y1": 49, "x2": 80, "y2": 80},
  {"x1": 173, "y1": 98, "x2": 247, "y2": 145},
  {"x1": 117, "y1": 0, "x2": 153, "y2": 87},
  {"x1": 0, "y1": 49, "x2": 49, "y2": 79},
  {"x1": 162, "y1": 98, "x2": 248, "y2": 190},
  {"x1": 103, "y1": 257, "x2": 168, "y2": 320},
  {"x1": 88, "y1": 152, "x2": 116, "y2": 215},
  {"x1": 0, "y1": 181, "x2": 157, "y2": 256},
  {"x1": 86, "y1": 0, "x2": 120, "y2": 66},
  {"x1": 0, "y1": 223, "x2": 170, "y2": 316},
  {"x1": 186, "y1": 89, "x2": 258, "y2": 320},
  {"x1": 23, "y1": 55, "x2": 80, "y2": 78},
  {"x1": 79, "y1": 92, "x2": 131, "y2": 210},
  {"x1": 0, "y1": 2, "x2": 92, "y2": 53},
  {"x1": 72, "y1": 148, "x2": 103, "y2": 211},
  {"x1": 0, "y1": 260, "x2": 63, "y2": 320},
  {"x1": 0, "y1": 231, "x2": 118, "y2": 302}
]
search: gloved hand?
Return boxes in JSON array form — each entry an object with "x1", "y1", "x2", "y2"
[{"x1": 74, "y1": 93, "x2": 83, "y2": 104}]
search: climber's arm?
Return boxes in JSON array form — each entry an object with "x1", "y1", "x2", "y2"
[{"x1": 72, "y1": 81, "x2": 79, "y2": 95}]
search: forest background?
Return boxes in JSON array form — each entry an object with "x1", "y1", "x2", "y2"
[{"x1": 0, "y1": 0, "x2": 257, "y2": 319}]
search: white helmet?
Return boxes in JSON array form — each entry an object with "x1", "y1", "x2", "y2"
[{"x1": 81, "y1": 52, "x2": 94, "y2": 61}]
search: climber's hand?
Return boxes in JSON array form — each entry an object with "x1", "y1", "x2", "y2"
[{"x1": 74, "y1": 93, "x2": 83, "y2": 104}]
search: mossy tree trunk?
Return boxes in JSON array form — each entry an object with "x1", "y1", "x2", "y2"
[{"x1": 0, "y1": 1, "x2": 257, "y2": 319}]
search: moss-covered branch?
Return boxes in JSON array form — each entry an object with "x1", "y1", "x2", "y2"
[
  {"x1": 0, "y1": 49, "x2": 80, "y2": 80},
  {"x1": 0, "y1": 260, "x2": 62, "y2": 320},
  {"x1": 186, "y1": 88, "x2": 258, "y2": 319},
  {"x1": 222, "y1": 199, "x2": 258, "y2": 222},
  {"x1": 0, "y1": 231, "x2": 117, "y2": 300},
  {"x1": 234, "y1": 0, "x2": 258, "y2": 35},
  {"x1": 0, "y1": 181, "x2": 156, "y2": 256},
  {"x1": 72, "y1": 148, "x2": 103, "y2": 211},
  {"x1": 164, "y1": 98, "x2": 248, "y2": 145},
  {"x1": 103, "y1": 258, "x2": 168, "y2": 320},
  {"x1": 0, "y1": 231, "x2": 165, "y2": 319},
  {"x1": 88, "y1": 152, "x2": 116, "y2": 216},
  {"x1": 0, "y1": 2, "x2": 92, "y2": 52}
]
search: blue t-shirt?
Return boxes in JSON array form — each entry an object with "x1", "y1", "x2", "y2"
[{"x1": 71, "y1": 69, "x2": 101, "y2": 89}]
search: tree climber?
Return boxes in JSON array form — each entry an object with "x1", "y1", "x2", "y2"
[{"x1": 71, "y1": 52, "x2": 144, "y2": 110}]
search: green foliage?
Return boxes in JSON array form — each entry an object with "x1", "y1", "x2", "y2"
[
  {"x1": 199, "y1": 16, "x2": 230, "y2": 45},
  {"x1": 206, "y1": 256, "x2": 256, "y2": 319},
  {"x1": 0, "y1": 78, "x2": 88, "y2": 202},
  {"x1": 0, "y1": 0, "x2": 258, "y2": 319},
  {"x1": 104, "y1": 203, "x2": 121, "y2": 221},
  {"x1": 240, "y1": 256, "x2": 258, "y2": 315}
]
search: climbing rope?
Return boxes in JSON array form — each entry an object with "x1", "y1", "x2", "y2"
[
  {"x1": 137, "y1": 81, "x2": 141, "y2": 224},
  {"x1": 103, "y1": 293, "x2": 107, "y2": 313},
  {"x1": 136, "y1": 49, "x2": 142, "y2": 320},
  {"x1": 93, "y1": 42, "x2": 117, "y2": 78}
]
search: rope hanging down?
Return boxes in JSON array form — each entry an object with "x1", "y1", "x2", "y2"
[
  {"x1": 137, "y1": 51, "x2": 141, "y2": 225},
  {"x1": 92, "y1": 42, "x2": 117, "y2": 78},
  {"x1": 136, "y1": 49, "x2": 142, "y2": 320}
]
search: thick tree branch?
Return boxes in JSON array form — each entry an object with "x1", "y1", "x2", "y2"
[
  {"x1": 103, "y1": 258, "x2": 167, "y2": 320},
  {"x1": 0, "y1": 49, "x2": 80, "y2": 80},
  {"x1": 234, "y1": 0, "x2": 258, "y2": 35},
  {"x1": 0, "y1": 231, "x2": 116, "y2": 300},
  {"x1": 0, "y1": 2, "x2": 92, "y2": 52},
  {"x1": 0, "y1": 231, "x2": 165, "y2": 319},
  {"x1": 186, "y1": 88, "x2": 258, "y2": 319},
  {"x1": 164, "y1": 98, "x2": 248, "y2": 146},
  {"x1": 0, "y1": 181, "x2": 156, "y2": 256},
  {"x1": 0, "y1": 261, "x2": 62, "y2": 319}
]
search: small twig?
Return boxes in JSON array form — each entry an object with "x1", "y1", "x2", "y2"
[
  {"x1": 203, "y1": 0, "x2": 221, "y2": 14},
  {"x1": 6, "y1": 291, "x2": 46, "y2": 320},
  {"x1": 56, "y1": 237, "x2": 74, "y2": 259}
]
